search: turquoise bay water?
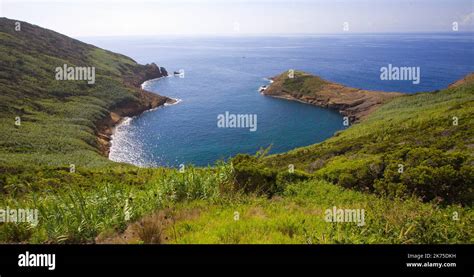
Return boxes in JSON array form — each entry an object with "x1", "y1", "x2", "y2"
[{"x1": 84, "y1": 34, "x2": 474, "y2": 167}]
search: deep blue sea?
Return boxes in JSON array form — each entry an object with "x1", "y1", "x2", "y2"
[{"x1": 83, "y1": 34, "x2": 474, "y2": 167}]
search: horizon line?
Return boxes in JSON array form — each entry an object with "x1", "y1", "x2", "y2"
[{"x1": 77, "y1": 31, "x2": 474, "y2": 39}]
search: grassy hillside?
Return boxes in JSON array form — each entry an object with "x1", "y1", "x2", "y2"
[
  {"x1": 0, "y1": 18, "x2": 472, "y2": 244},
  {"x1": 0, "y1": 17, "x2": 168, "y2": 169},
  {"x1": 263, "y1": 70, "x2": 402, "y2": 121},
  {"x1": 264, "y1": 73, "x2": 474, "y2": 205},
  {"x1": 1, "y1": 161, "x2": 471, "y2": 244}
]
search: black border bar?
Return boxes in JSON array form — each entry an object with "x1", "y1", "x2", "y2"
[{"x1": 0, "y1": 244, "x2": 472, "y2": 275}]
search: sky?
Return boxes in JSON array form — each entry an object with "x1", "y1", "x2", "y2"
[{"x1": 1, "y1": 0, "x2": 473, "y2": 37}]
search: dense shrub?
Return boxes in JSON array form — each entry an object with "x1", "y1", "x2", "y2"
[
  {"x1": 263, "y1": 76, "x2": 474, "y2": 205},
  {"x1": 276, "y1": 170, "x2": 311, "y2": 194},
  {"x1": 379, "y1": 148, "x2": 473, "y2": 205},
  {"x1": 230, "y1": 153, "x2": 313, "y2": 196},
  {"x1": 315, "y1": 156, "x2": 384, "y2": 190},
  {"x1": 230, "y1": 154, "x2": 278, "y2": 195}
]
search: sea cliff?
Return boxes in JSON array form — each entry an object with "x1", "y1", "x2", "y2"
[
  {"x1": 262, "y1": 71, "x2": 403, "y2": 122},
  {"x1": 97, "y1": 64, "x2": 175, "y2": 156},
  {"x1": 0, "y1": 17, "x2": 173, "y2": 165}
]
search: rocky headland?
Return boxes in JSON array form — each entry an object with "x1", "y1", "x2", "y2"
[{"x1": 262, "y1": 71, "x2": 403, "y2": 122}]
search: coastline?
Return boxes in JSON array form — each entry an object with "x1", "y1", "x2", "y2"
[
  {"x1": 96, "y1": 78, "x2": 176, "y2": 158},
  {"x1": 141, "y1": 75, "x2": 170, "y2": 90},
  {"x1": 262, "y1": 72, "x2": 403, "y2": 122}
]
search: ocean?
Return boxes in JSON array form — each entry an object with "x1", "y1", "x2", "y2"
[{"x1": 83, "y1": 33, "x2": 474, "y2": 167}]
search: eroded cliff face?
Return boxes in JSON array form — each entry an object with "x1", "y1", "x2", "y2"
[
  {"x1": 263, "y1": 71, "x2": 403, "y2": 122},
  {"x1": 97, "y1": 64, "x2": 174, "y2": 157},
  {"x1": 124, "y1": 62, "x2": 169, "y2": 87},
  {"x1": 0, "y1": 17, "x2": 175, "y2": 159},
  {"x1": 96, "y1": 90, "x2": 172, "y2": 157}
]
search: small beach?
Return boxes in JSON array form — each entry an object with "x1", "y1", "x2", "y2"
[{"x1": 87, "y1": 34, "x2": 474, "y2": 167}]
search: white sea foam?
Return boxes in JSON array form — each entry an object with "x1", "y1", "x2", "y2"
[
  {"x1": 141, "y1": 76, "x2": 170, "y2": 90},
  {"x1": 165, "y1": 98, "x2": 182, "y2": 106},
  {"x1": 263, "y1": 77, "x2": 274, "y2": 83},
  {"x1": 258, "y1": 78, "x2": 274, "y2": 93},
  {"x1": 120, "y1": 117, "x2": 133, "y2": 126},
  {"x1": 258, "y1": 85, "x2": 268, "y2": 93},
  {"x1": 143, "y1": 98, "x2": 182, "y2": 114}
]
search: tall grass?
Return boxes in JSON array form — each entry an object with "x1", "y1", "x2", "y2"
[
  {"x1": 168, "y1": 180, "x2": 473, "y2": 244},
  {"x1": 0, "y1": 162, "x2": 233, "y2": 243}
]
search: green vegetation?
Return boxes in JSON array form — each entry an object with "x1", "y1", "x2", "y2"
[
  {"x1": 0, "y1": 163, "x2": 231, "y2": 243},
  {"x1": 1, "y1": 159, "x2": 471, "y2": 244},
  {"x1": 282, "y1": 71, "x2": 327, "y2": 94},
  {"x1": 0, "y1": 18, "x2": 164, "y2": 168},
  {"x1": 231, "y1": 152, "x2": 311, "y2": 196},
  {"x1": 169, "y1": 180, "x2": 472, "y2": 244},
  {"x1": 265, "y1": 77, "x2": 474, "y2": 205},
  {"x1": 0, "y1": 18, "x2": 472, "y2": 244}
]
